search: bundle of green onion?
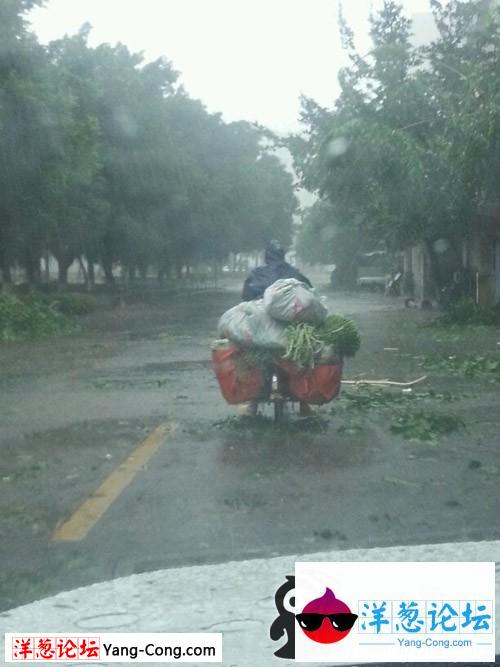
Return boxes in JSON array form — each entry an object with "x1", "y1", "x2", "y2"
[
  {"x1": 316, "y1": 314, "x2": 361, "y2": 358},
  {"x1": 284, "y1": 315, "x2": 360, "y2": 368},
  {"x1": 283, "y1": 323, "x2": 323, "y2": 369}
]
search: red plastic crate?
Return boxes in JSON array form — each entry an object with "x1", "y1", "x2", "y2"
[{"x1": 212, "y1": 344, "x2": 265, "y2": 404}]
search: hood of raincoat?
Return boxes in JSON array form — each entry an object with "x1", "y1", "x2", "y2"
[{"x1": 264, "y1": 240, "x2": 285, "y2": 264}]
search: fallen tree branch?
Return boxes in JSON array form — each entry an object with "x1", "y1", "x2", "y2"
[{"x1": 341, "y1": 375, "x2": 427, "y2": 388}]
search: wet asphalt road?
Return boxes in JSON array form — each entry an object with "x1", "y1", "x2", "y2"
[{"x1": 0, "y1": 284, "x2": 499, "y2": 613}]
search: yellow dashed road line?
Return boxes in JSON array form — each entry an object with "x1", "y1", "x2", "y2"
[{"x1": 52, "y1": 422, "x2": 176, "y2": 542}]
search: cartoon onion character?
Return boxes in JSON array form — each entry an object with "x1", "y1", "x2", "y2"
[{"x1": 296, "y1": 587, "x2": 358, "y2": 644}]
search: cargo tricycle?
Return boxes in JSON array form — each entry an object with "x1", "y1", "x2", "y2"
[{"x1": 212, "y1": 340, "x2": 343, "y2": 423}]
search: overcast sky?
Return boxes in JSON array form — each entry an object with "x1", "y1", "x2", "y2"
[{"x1": 29, "y1": 0, "x2": 436, "y2": 133}]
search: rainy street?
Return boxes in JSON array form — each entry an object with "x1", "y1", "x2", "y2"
[
  {"x1": 1, "y1": 281, "x2": 498, "y2": 615},
  {"x1": 2, "y1": 0, "x2": 500, "y2": 664}
]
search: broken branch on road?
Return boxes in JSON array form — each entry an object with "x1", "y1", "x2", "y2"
[{"x1": 342, "y1": 375, "x2": 427, "y2": 388}]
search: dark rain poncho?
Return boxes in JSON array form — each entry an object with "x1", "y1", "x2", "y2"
[{"x1": 242, "y1": 240, "x2": 312, "y2": 301}]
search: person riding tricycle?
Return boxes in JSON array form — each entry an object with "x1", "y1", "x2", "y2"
[
  {"x1": 211, "y1": 241, "x2": 360, "y2": 422},
  {"x1": 240, "y1": 240, "x2": 315, "y2": 417}
]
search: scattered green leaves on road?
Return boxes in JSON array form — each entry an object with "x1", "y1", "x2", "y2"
[
  {"x1": 341, "y1": 387, "x2": 455, "y2": 411},
  {"x1": 390, "y1": 409, "x2": 465, "y2": 442},
  {"x1": 417, "y1": 353, "x2": 500, "y2": 379},
  {"x1": 335, "y1": 386, "x2": 464, "y2": 441}
]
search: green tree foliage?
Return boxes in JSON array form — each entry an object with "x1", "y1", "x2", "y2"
[
  {"x1": 0, "y1": 4, "x2": 296, "y2": 287},
  {"x1": 0, "y1": 0, "x2": 51, "y2": 282},
  {"x1": 297, "y1": 200, "x2": 378, "y2": 286},
  {"x1": 291, "y1": 0, "x2": 500, "y2": 291}
]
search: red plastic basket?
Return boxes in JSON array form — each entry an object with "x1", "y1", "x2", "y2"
[
  {"x1": 212, "y1": 344, "x2": 265, "y2": 404},
  {"x1": 278, "y1": 359, "x2": 343, "y2": 404}
]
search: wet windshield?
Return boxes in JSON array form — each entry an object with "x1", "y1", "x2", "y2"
[{"x1": 0, "y1": 1, "x2": 499, "y2": 665}]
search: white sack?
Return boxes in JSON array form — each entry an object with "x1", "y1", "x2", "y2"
[
  {"x1": 263, "y1": 278, "x2": 327, "y2": 324},
  {"x1": 217, "y1": 300, "x2": 286, "y2": 349}
]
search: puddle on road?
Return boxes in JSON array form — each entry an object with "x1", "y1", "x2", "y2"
[
  {"x1": 126, "y1": 330, "x2": 165, "y2": 341},
  {"x1": 91, "y1": 378, "x2": 167, "y2": 389},
  {"x1": 213, "y1": 414, "x2": 329, "y2": 433},
  {"x1": 216, "y1": 420, "x2": 378, "y2": 471},
  {"x1": 200, "y1": 618, "x2": 264, "y2": 633},
  {"x1": 221, "y1": 493, "x2": 268, "y2": 511},
  {"x1": 90, "y1": 360, "x2": 212, "y2": 390},
  {"x1": 76, "y1": 612, "x2": 139, "y2": 630},
  {"x1": 124, "y1": 328, "x2": 214, "y2": 343},
  {"x1": 141, "y1": 360, "x2": 212, "y2": 372}
]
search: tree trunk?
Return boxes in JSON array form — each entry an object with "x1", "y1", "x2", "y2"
[
  {"x1": 158, "y1": 264, "x2": 169, "y2": 282},
  {"x1": 54, "y1": 251, "x2": 75, "y2": 287},
  {"x1": 103, "y1": 262, "x2": 115, "y2": 285},
  {"x1": 213, "y1": 261, "x2": 219, "y2": 288},
  {"x1": 44, "y1": 249, "x2": 50, "y2": 284},
  {"x1": 58, "y1": 263, "x2": 69, "y2": 285},
  {"x1": 0, "y1": 256, "x2": 12, "y2": 284},
  {"x1": 77, "y1": 256, "x2": 91, "y2": 291},
  {"x1": 102, "y1": 256, "x2": 115, "y2": 286},
  {"x1": 424, "y1": 239, "x2": 442, "y2": 297},
  {"x1": 24, "y1": 254, "x2": 41, "y2": 286},
  {"x1": 174, "y1": 259, "x2": 183, "y2": 279},
  {"x1": 158, "y1": 255, "x2": 170, "y2": 282},
  {"x1": 86, "y1": 257, "x2": 96, "y2": 288},
  {"x1": 101, "y1": 234, "x2": 116, "y2": 286}
]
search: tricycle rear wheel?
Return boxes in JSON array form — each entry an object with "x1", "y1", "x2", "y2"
[{"x1": 273, "y1": 398, "x2": 285, "y2": 423}]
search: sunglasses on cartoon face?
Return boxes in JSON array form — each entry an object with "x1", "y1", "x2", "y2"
[{"x1": 296, "y1": 612, "x2": 358, "y2": 632}]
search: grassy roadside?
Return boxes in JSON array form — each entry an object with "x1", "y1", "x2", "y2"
[{"x1": 0, "y1": 292, "x2": 96, "y2": 341}]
